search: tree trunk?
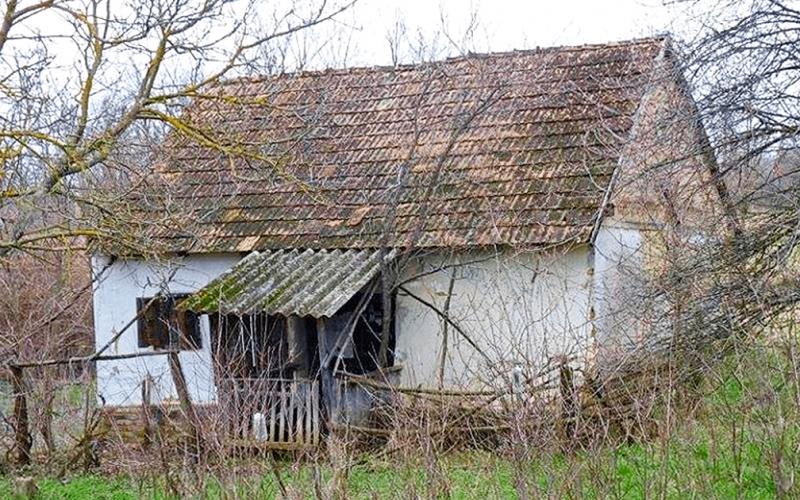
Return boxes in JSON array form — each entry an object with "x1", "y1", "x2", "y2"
[
  {"x1": 10, "y1": 366, "x2": 31, "y2": 466},
  {"x1": 167, "y1": 352, "x2": 203, "y2": 460}
]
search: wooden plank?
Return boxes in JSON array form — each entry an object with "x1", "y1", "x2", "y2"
[
  {"x1": 140, "y1": 376, "x2": 155, "y2": 450},
  {"x1": 241, "y1": 380, "x2": 249, "y2": 439},
  {"x1": 278, "y1": 384, "x2": 286, "y2": 442},
  {"x1": 304, "y1": 382, "x2": 314, "y2": 444},
  {"x1": 234, "y1": 379, "x2": 242, "y2": 438},
  {"x1": 295, "y1": 382, "x2": 304, "y2": 444},
  {"x1": 288, "y1": 381, "x2": 297, "y2": 443},
  {"x1": 316, "y1": 317, "x2": 334, "y2": 417},
  {"x1": 294, "y1": 381, "x2": 308, "y2": 443},
  {"x1": 228, "y1": 379, "x2": 235, "y2": 438},
  {"x1": 167, "y1": 352, "x2": 203, "y2": 458},
  {"x1": 559, "y1": 361, "x2": 578, "y2": 441},
  {"x1": 312, "y1": 380, "x2": 320, "y2": 445},
  {"x1": 233, "y1": 380, "x2": 239, "y2": 438},
  {"x1": 269, "y1": 387, "x2": 277, "y2": 442}
]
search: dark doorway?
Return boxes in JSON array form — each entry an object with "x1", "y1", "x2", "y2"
[
  {"x1": 333, "y1": 291, "x2": 395, "y2": 375},
  {"x1": 210, "y1": 313, "x2": 288, "y2": 379}
]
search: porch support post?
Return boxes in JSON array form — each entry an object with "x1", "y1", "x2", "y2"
[
  {"x1": 287, "y1": 315, "x2": 308, "y2": 377},
  {"x1": 316, "y1": 318, "x2": 338, "y2": 425}
]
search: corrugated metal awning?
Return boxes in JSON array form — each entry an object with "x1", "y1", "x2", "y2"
[{"x1": 179, "y1": 248, "x2": 396, "y2": 317}]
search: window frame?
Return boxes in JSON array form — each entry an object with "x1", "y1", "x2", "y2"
[{"x1": 136, "y1": 294, "x2": 203, "y2": 351}]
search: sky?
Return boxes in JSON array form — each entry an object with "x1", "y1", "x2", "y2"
[
  {"x1": 12, "y1": 0, "x2": 719, "y2": 84},
  {"x1": 315, "y1": 0, "x2": 707, "y2": 68},
  {"x1": 3, "y1": 0, "x2": 725, "y2": 127}
]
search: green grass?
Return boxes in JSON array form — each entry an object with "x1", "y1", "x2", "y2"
[
  {"x1": 0, "y1": 456, "x2": 516, "y2": 499},
  {"x1": 0, "y1": 439, "x2": 783, "y2": 499},
  {"x1": 1, "y1": 346, "x2": 797, "y2": 498},
  {"x1": 0, "y1": 476, "x2": 139, "y2": 500}
]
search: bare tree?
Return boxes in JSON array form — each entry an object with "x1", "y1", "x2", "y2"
[
  {"x1": 0, "y1": 0, "x2": 355, "y2": 257},
  {"x1": 663, "y1": 0, "x2": 800, "y2": 332}
]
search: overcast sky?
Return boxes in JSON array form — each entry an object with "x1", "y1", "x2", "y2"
[
  {"x1": 17, "y1": 0, "x2": 724, "y2": 84},
  {"x1": 7, "y1": 0, "x2": 728, "y2": 111},
  {"x1": 319, "y1": 0, "x2": 708, "y2": 68}
]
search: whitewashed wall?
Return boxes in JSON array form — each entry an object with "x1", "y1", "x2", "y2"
[
  {"x1": 92, "y1": 253, "x2": 240, "y2": 406},
  {"x1": 93, "y1": 235, "x2": 649, "y2": 405},
  {"x1": 394, "y1": 247, "x2": 594, "y2": 390},
  {"x1": 592, "y1": 220, "x2": 657, "y2": 368}
]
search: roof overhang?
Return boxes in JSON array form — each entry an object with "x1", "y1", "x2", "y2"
[{"x1": 179, "y1": 248, "x2": 397, "y2": 318}]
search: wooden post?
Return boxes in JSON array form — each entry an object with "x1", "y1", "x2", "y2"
[
  {"x1": 287, "y1": 316, "x2": 308, "y2": 377},
  {"x1": 378, "y1": 268, "x2": 393, "y2": 368},
  {"x1": 140, "y1": 375, "x2": 155, "y2": 450},
  {"x1": 559, "y1": 360, "x2": 578, "y2": 442},
  {"x1": 316, "y1": 318, "x2": 337, "y2": 426},
  {"x1": 167, "y1": 352, "x2": 203, "y2": 460},
  {"x1": 437, "y1": 269, "x2": 457, "y2": 388},
  {"x1": 10, "y1": 366, "x2": 31, "y2": 466}
]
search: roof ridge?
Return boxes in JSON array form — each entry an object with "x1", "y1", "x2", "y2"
[
  {"x1": 453, "y1": 35, "x2": 668, "y2": 60},
  {"x1": 213, "y1": 35, "x2": 669, "y2": 88}
]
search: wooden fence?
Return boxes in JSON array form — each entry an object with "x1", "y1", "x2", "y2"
[{"x1": 218, "y1": 377, "x2": 320, "y2": 449}]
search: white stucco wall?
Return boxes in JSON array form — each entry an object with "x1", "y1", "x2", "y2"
[
  {"x1": 592, "y1": 220, "x2": 654, "y2": 366},
  {"x1": 92, "y1": 252, "x2": 240, "y2": 406},
  {"x1": 93, "y1": 234, "x2": 652, "y2": 404},
  {"x1": 394, "y1": 247, "x2": 594, "y2": 390}
]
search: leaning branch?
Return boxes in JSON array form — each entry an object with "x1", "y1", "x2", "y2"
[{"x1": 9, "y1": 349, "x2": 178, "y2": 370}]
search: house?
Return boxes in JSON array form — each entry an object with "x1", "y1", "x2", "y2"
[{"x1": 91, "y1": 37, "x2": 725, "y2": 443}]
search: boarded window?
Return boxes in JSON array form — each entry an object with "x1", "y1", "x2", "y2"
[{"x1": 137, "y1": 295, "x2": 202, "y2": 350}]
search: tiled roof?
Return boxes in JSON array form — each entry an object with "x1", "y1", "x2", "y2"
[
  {"x1": 149, "y1": 37, "x2": 668, "y2": 252},
  {"x1": 179, "y1": 248, "x2": 395, "y2": 317}
]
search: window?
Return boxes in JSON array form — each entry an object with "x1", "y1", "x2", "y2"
[{"x1": 137, "y1": 295, "x2": 202, "y2": 350}]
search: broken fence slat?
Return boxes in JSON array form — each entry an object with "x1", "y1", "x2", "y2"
[
  {"x1": 294, "y1": 382, "x2": 304, "y2": 444},
  {"x1": 269, "y1": 384, "x2": 277, "y2": 442},
  {"x1": 278, "y1": 385, "x2": 286, "y2": 442},
  {"x1": 305, "y1": 382, "x2": 313, "y2": 446}
]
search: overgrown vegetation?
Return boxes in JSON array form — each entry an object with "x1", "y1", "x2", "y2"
[
  {"x1": 2, "y1": 0, "x2": 800, "y2": 498},
  {"x1": 2, "y1": 336, "x2": 796, "y2": 499}
]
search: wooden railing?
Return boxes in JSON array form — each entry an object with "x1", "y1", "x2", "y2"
[{"x1": 218, "y1": 377, "x2": 320, "y2": 448}]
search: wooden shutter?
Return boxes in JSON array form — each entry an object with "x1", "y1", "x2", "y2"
[
  {"x1": 175, "y1": 308, "x2": 202, "y2": 350},
  {"x1": 138, "y1": 295, "x2": 202, "y2": 351},
  {"x1": 137, "y1": 297, "x2": 169, "y2": 349}
]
